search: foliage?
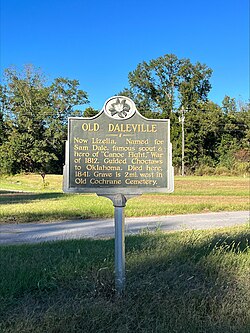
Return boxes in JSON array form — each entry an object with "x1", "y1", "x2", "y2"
[
  {"x1": 83, "y1": 106, "x2": 99, "y2": 117},
  {"x1": 120, "y1": 53, "x2": 212, "y2": 118},
  {"x1": 0, "y1": 59, "x2": 249, "y2": 175},
  {"x1": 0, "y1": 65, "x2": 88, "y2": 174},
  {"x1": 120, "y1": 54, "x2": 249, "y2": 174}
]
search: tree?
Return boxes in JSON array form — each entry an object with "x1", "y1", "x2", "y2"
[
  {"x1": 0, "y1": 65, "x2": 88, "y2": 174},
  {"x1": 121, "y1": 54, "x2": 212, "y2": 118},
  {"x1": 45, "y1": 77, "x2": 89, "y2": 172},
  {"x1": 184, "y1": 101, "x2": 223, "y2": 170},
  {"x1": 178, "y1": 59, "x2": 212, "y2": 111},
  {"x1": 217, "y1": 96, "x2": 250, "y2": 170},
  {"x1": 119, "y1": 54, "x2": 213, "y2": 173},
  {"x1": 222, "y1": 95, "x2": 237, "y2": 114},
  {"x1": 0, "y1": 85, "x2": 8, "y2": 145},
  {"x1": 83, "y1": 106, "x2": 99, "y2": 117}
]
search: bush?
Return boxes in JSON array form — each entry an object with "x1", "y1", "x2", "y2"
[
  {"x1": 233, "y1": 162, "x2": 250, "y2": 176},
  {"x1": 215, "y1": 166, "x2": 231, "y2": 176},
  {"x1": 194, "y1": 165, "x2": 215, "y2": 176}
]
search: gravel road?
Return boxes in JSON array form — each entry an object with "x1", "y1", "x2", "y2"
[{"x1": 0, "y1": 211, "x2": 249, "y2": 245}]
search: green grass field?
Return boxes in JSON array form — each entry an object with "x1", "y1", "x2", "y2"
[
  {"x1": 0, "y1": 174, "x2": 249, "y2": 223},
  {"x1": 1, "y1": 175, "x2": 249, "y2": 332},
  {"x1": 0, "y1": 226, "x2": 249, "y2": 333}
]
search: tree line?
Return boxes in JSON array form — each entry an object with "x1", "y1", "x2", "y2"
[{"x1": 0, "y1": 55, "x2": 249, "y2": 176}]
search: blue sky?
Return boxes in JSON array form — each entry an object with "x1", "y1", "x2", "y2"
[{"x1": 0, "y1": 0, "x2": 249, "y2": 110}]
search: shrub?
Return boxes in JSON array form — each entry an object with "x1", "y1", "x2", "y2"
[
  {"x1": 195, "y1": 165, "x2": 215, "y2": 176},
  {"x1": 233, "y1": 162, "x2": 250, "y2": 176},
  {"x1": 215, "y1": 166, "x2": 231, "y2": 176}
]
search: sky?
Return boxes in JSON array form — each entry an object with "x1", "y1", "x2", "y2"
[{"x1": 0, "y1": 0, "x2": 249, "y2": 110}]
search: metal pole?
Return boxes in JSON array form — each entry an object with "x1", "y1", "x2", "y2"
[
  {"x1": 98, "y1": 193, "x2": 139, "y2": 295},
  {"x1": 181, "y1": 110, "x2": 185, "y2": 177},
  {"x1": 179, "y1": 107, "x2": 185, "y2": 176},
  {"x1": 114, "y1": 204, "x2": 125, "y2": 294}
]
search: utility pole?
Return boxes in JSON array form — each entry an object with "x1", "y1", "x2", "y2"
[{"x1": 179, "y1": 107, "x2": 185, "y2": 176}]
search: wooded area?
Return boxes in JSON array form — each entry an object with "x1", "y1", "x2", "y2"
[{"x1": 0, "y1": 54, "x2": 249, "y2": 175}]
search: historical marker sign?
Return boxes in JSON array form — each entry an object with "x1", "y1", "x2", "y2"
[
  {"x1": 63, "y1": 96, "x2": 174, "y2": 294},
  {"x1": 63, "y1": 96, "x2": 174, "y2": 195}
]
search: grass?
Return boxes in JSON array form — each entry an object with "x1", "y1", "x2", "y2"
[
  {"x1": 0, "y1": 174, "x2": 249, "y2": 223},
  {"x1": 0, "y1": 174, "x2": 62, "y2": 193},
  {"x1": 0, "y1": 226, "x2": 249, "y2": 333},
  {"x1": 0, "y1": 174, "x2": 249, "y2": 195}
]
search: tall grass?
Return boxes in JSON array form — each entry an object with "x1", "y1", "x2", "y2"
[{"x1": 0, "y1": 226, "x2": 249, "y2": 333}]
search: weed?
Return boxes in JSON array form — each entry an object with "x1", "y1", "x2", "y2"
[{"x1": 0, "y1": 226, "x2": 249, "y2": 332}]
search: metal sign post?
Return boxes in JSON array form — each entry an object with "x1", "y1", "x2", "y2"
[
  {"x1": 99, "y1": 193, "x2": 137, "y2": 294},
  {"x1": 114, "y1": 196, "x2": 126, "y2": 294}
]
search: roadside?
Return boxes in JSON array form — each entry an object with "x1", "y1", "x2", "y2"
[{"x1": 0, "y1": 211, "x2": 249, "y2": 245}]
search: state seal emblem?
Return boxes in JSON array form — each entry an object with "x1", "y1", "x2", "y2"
[{"x1": 104, "y1": 96, "x2": 136, "y2": 120}]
